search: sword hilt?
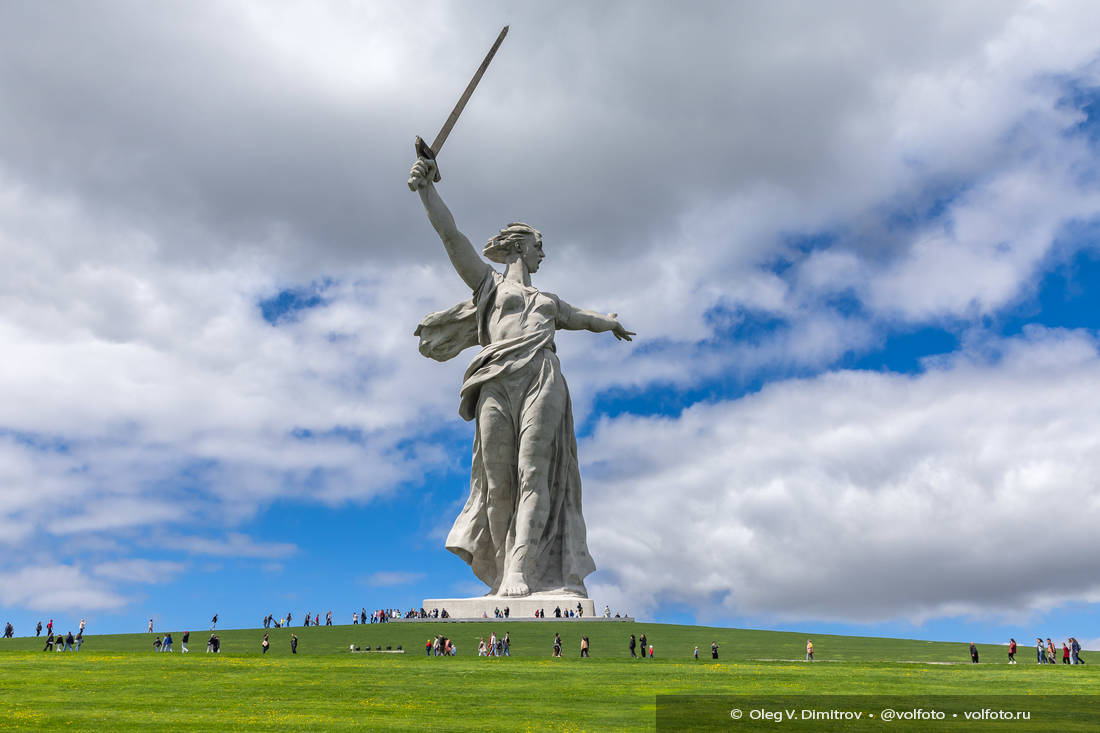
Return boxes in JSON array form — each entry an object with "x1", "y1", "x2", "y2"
[{"x1": 415, "y1": 136, "x2": 441, "y2": 182}]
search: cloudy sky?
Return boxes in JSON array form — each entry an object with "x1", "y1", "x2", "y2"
[{"x1": 2, "y1": 0, "x2": 1100, "y2": 644}]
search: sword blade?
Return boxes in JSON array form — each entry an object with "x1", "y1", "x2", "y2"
[{"x1": 429, "y1": 25, "x2": 509, "y2": 155}]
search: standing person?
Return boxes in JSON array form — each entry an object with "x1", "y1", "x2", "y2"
[
  {"x1": 806, "y1": 640, "x2": 814, "y2": 661},
  {"x1": 290, "y1": 633, "x2": 298, "y2": 654},
  {"x1": 210, "y1": 614, "x2": 218, "y2": 631},
  {"x1": 1071, "y1": 637, "x2": 1083, "y2": 665},
  {"x1": 74, "y1": 631, "x2": 83, "y2": 652},
  {"x1": 63, "y1": 632, "x2": 74, "y2": 652},
  {"x1": 969, "y1": 642, "x2": 979, "y2": 663},
  {"x1": 262, "y1": 633, "x2": 270, "y2": 654},
  {"x1": 1047, "y1": 638, "x2": 1057, "y2": 664},
  {"x1": 503, "y1": 632, "x2": 511, "y2": 657},
  {"x1": 147, "y1": 619, "x2": 153, "y2": 634},
  {"x1": 1008, "y1": 638, "x2": 1017, "y2": 664},
  {"x1": 711, "y1": 641, "x2": 719, "y2": 659},
  {"x1": 207, "y1": 634, "x2": 216, "y2": 653},
  {"x1": 304, "y1": 613, "x2": 311, "y2": 627},
  {"x1": 1063, "y1": 642, "x2": 1071, "y2": 665},
  {"x1": 352, "y1": 611, "x2": 358, "y2": 625},
  {"x1": 639, "y1": 633, "x2": 648, "y2": 659},
  {"x1": 326, "y1": 611, "x2": 332, "y2": 626},
  {"x1": 154, "y1": 636, "x2": 162, "y2": 652},
  {"x1": 694, "y1": 645, "x2": 699, "y2": 660},
  {"x1": 604, "y1": 605, "x2": 611, "y2": 618},
  {"x1": 426, "y1": 639, "x2": 432, "y2": 657},
  {"x1": 181, "y1": 631, "x2": 189, "y2": 653},
  {"x1": 47, "y1": 619, "x2": 53, "y2": 636},
  {"x1": 1036, "y1": 638, "x2": 1045, "y2": 663},
  {"x1": 629, "y1": 634, "x2": 637, "y2": 658},
  {"x1": 36, "y1": 620, "x2": 42, "y2": 637},
  {"x1": 553, "y1": 632, "x2": 562, "y2": 657},
  {"x1": 580, "y1": 636, "x2": 590, "y2": 657},
  {"x1": 162, "y1": 633, "x2": 173, "y2": 652}
]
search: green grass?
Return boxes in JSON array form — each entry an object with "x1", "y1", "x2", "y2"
[{"x1": 2, "y1": 622, "x2": 1097, "y2": 731}]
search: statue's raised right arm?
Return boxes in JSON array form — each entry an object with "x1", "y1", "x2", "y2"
[{"x1": 409, "y1": 157, "x2": 491, "y2": 291}]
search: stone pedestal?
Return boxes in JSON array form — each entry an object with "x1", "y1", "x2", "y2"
[{"x1": 422, "y1": 596, "x2": 595, "y2": 619}]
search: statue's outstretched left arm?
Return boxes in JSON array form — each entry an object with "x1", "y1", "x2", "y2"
[{"x1": 559, "y1": 304, "x2": 635, "y2": 341}]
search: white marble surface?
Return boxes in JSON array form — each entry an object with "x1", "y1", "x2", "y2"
[{"x1": 422, "y1": 596, "x2": 596, "y2": 620}]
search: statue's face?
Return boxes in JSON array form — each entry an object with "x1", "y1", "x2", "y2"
[{"x1": 520, "y1": 234, "x2": 544, "y2": 272}]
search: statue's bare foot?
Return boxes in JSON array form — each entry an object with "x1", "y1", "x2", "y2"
[{"x1": 499, "y1": 573, "x2": 529, "y2": 597}]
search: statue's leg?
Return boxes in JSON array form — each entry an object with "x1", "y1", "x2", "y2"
[
  {"x1": 500, "y1": 361, "x2": 567, "y2": 596},
  {"x1": 477, "y1": 384, "x2": 517, "y2": 591}
]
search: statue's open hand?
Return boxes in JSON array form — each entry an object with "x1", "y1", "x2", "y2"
[
  {"x1": 407, "y1": 158, "x2": 438, "y2": 192},
  {"x1": 608, "y1": 314, "x2": 635, "y2": 342}
]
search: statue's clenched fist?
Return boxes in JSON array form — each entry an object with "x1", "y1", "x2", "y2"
[{"x1": 407, "y1": 157, "x2": 438, "y2": 192}]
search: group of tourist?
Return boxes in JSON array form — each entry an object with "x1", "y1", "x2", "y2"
[
  {"x1": 1020, "y1": 637, "x2": 1086, "y2": 665},
  {"x1": 263, "y1": 611, "x2": 329, "y2": 629},
  {"x1": 427, "y1": 634, "x2": 456, "y2": 656},
  {"x1": 353, "y1": 608, "x2": 403, "y2": 624},
  {"x1": 42, "y1": 630, "x2": 82, "y2": 652}
]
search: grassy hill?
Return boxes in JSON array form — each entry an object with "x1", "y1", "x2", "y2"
[
  {"x1": 0, "y1": 619, "x2": 1065, "y2": 662},
  {"x1": 3, "y1": 621, "x2": 1098, "y2": 731}
]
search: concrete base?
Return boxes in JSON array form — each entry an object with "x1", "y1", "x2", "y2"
[{"x1": 422, "y1": 596, "x2": 596, "y2": 620}]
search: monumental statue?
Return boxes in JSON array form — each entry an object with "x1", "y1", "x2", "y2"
[
  {"x1": 409, "y1": 158, "x2": 634, "y2": 602},
  {"x1": 406, "y1": 27, "x2": 633, "y2": 613}
]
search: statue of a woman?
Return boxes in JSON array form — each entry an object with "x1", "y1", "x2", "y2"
[{"x1": 409, "y1": 156, "x2": 634, "y2": 597}]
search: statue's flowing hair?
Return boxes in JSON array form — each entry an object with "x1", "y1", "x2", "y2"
[{"x1": 483, "y1": 222, "x2": 541, "y2": 264}]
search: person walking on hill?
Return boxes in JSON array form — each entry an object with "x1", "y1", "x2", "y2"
[
  {"x1": 74, "y1": 631, "x2": 83, "y2": 651},
  {"x1": 969, "y1": 642, "x2": 979, "y2": 663},
  {"x1": 147, "y1": 618, "x2": 153, "y2": 633},
  {"x1": 629, "y1": 634, "x2": 636, "y2": 658},
  {"x1": 1036, "y1": 638, "x2": 1045, "y2": 663},
  {"x1": 503, "y1": 632, "x2": 510, "y2": 656},
  {"x1": 210, "y1": 613, "x2": 218, "y2": 631},
  {"x1": 162, "y1": 633, "x2": 173, "y2": 652},
  {"x1": 79, "y1": 618, "x2": 86, "y2": 635},
  {"x1": 63, "y1": 631, "x2": 74, "y2": 651},
  {"x1": 694, "y1": 645, "x2": 699, "y2": 660},
  {"x1": 47, "y1": 619, "x2": 53, "y2": 635},
  {"x1": 580, "y1": 636, "x2": 590, "y2": 658},
  {"x1": 153, "y1": 636, "x2": 162, "y2": 652},
  {"x1": 181, "y1": 631, "x2": 189, "y2": 653},
  {"x1": 806, "y1": 640, "x2": 814, "y2": 661},
  {"x1": 1063, "y1": 642, "x2": 1071, "y2": 664},
  {"x1": 326, "y1": 611, "x2": 332, "y2": 626},
  {"x1": 1047, "y1": 639, "x2": 1057, "y2": 664},
  {"x1": 290, "y1": 633, "x2": 298, "y2": 654},
  {"x1": 553, "y1": 632, "x2": 562, "y2": 657},
  {"x1": 711, "y1": 641, "x2": 719, "y2": 659},
  {"x1": 1070, "y1": 637, "x2": 1084, "y2": 664},
  {"x1": 262, "y1": 633, "x2": 270, "y2": 654},
  {"x1": 639, "y1": 633, "x2": 648, "y2": 659},
  {"x1": 1008, "y1": 638, "x2": 1016, "y2": 663},
  {"x1": 36, "y1": 620, "x2": 42, "y2": 637},
  {"x1": 43, "y1": 632, "x2": 54, "y2": 652}
]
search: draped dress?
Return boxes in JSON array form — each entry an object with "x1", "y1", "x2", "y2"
[{"x1": 415, "y1": 269, "x2": 595, "y2": 595}]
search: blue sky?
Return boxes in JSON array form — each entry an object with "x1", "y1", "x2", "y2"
[{"x1": 3, "y1": 1, "x2": 1100, "y2": 647}]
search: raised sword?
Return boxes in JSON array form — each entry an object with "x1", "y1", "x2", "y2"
[{"x1": 407, "y1": 25, "x2": 509, "y2": 190}]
